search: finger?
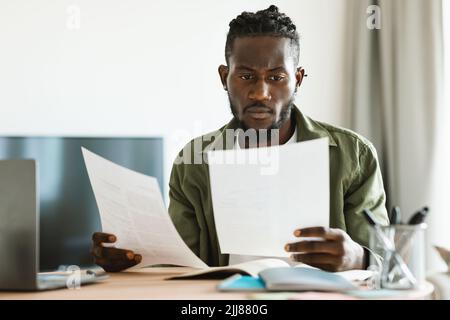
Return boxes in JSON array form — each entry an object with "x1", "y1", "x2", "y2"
[
  {"x1": 134, "y1": 254, "x2": 142, "y2": 264},
  {"x1": 94, "y1": 247, "x2": 136, "y2": 261},
  {"x1": 93, "y1": 254, "x2": 135, "y2": 265},
  {"x1": 285, "y1": 240, "x2": 340, "y2": 255},
  {"x1": 290, "y1": 253, "x2": 341, "y2": 267},
  {"x1": 94, "y1": 257, "x2": 138, "y2": 272},
  {"x1": 95, "y1": 253, "x2": 142, "y2": 267},
  {"x1": 92, "y1": 232, "x2": 116, "y2": 245},
  {"x1": 309, "y1": 263, "x2": 338, "y2": 272},
  {"x1": 293, "y1": 227, "x2": 345, "y2": 241}
]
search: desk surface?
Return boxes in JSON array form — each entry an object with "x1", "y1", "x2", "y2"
[{"x1": 0, "y1": 267, "x2": 435, "y2": 300}]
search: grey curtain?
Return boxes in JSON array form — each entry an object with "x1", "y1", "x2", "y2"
[{"x1": 344, "y1": 0, "x2": 446, "y2": 271}]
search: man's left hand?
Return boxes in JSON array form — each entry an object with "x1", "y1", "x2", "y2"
[{"x1": 285, "y1": 227, "x2": 366, "y2": 272}]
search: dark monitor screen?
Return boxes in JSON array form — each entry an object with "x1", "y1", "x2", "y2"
[{"x1": 0, "y1": 137, "x2": 164, "y2": 271}]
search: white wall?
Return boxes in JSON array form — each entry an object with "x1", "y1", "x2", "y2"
[
  {"x1": 0, "y1": 0, "x2": 348, "y2": 200},
  {"x1": 428, "y1": 0, "x2": 450, "y2": 272}
]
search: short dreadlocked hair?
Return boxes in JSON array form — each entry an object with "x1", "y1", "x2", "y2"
[{"x1": 225, "y1": 5, "x2": 300, "y2": 66}]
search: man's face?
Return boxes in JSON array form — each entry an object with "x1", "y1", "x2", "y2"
[{"x1": 219, "y1": 36, "x2": 303, "y2": 131}]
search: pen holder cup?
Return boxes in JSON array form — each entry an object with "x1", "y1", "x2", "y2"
[{"x1": 368, "y1": 223, "x2": 427, "y2": 290}]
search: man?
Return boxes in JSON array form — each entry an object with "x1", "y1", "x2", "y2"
[{"x1": 91, "y1": 5, "x2": 389, "y2": 273}]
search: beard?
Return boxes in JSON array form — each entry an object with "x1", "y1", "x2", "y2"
[{"x1": 228, "y1": 95, "x2": 295, "y2": 131}]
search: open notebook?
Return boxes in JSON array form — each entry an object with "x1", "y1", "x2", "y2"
[
  {"x1": 167, "y1": 258, "x2": 288, "y2": 280},
  {"x1": 167, "y1": 258, "x2": 372, "y2": 287},
  {"x1": 258, "y1": 267, "x2": 357, "y2": 291}
]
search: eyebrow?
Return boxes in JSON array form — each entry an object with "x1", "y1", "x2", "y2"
[{"x1": 235, "y1": 65, "x2": 287, "y2": 72}]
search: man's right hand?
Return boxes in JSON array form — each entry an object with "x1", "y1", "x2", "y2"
[{"x1": 91, "y1": 232, "x2": 142, "y2": 272}]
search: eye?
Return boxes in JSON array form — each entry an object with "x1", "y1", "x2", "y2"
[
  {"x1": 239, "y1": 74, "x2": 254, "y2": 80},
  {"x1": 268, "y1": 75, "x2": 285, "y2": 81}
]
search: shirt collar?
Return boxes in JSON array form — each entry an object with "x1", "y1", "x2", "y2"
[{"x1": 293, "y1": 106, "x2": 338, "y2": 147}]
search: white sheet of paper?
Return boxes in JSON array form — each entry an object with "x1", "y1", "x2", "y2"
[
  {"x1": 82, "y1": 148, "x2": 207, "y2": 269},
  {"x1": 207, "y1": 138, "x2": 329, "y2": 257}
]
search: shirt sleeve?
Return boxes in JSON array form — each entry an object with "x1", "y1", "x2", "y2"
[
  {"x1": 343, "y1": 141, "x2": 390, "y2": 248},
  {"x1": 167, "y1": 161, "x2": 201, "y2": 257}
]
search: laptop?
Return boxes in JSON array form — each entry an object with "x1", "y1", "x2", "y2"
[{"x1": 0, "y1": 159, "x2": 108, "y2": 291}]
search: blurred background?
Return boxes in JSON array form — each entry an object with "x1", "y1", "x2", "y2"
[{"x1": 0, "y1": 0, "x2": 449, "y2": 274}]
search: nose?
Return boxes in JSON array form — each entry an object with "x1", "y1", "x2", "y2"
[{"x1": 248, "y1": 79, "x2": 271, "y2": 102}]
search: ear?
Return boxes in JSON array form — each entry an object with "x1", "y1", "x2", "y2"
[
  {"x1": 295, "y1": 67, "x2": 305, "y2": 92},
  {"x1": 218, "y1": 65, "x2": 229, "y2": 90}
]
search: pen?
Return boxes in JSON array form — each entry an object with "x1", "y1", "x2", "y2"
[
  {"x1": 390, "y1": 206, "x2": 401, "y2": 225},
  {"x1": 395, "y1": 207, "x2": 429, "y2": 255},
  {"x1": 407, "y1": 207, "x2": 428, "y2": 225},
  {"x1": 362, "y1": 209, "x2": 417, "y2": 287}
]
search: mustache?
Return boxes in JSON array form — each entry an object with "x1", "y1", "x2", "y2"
[{"x1": 244, "y1": 103, "x2": 273, "y2": 113}]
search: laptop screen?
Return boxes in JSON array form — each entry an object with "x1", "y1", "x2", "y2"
[{"x1": 0, "y1": 137, "x2": 164, "y2": 271}]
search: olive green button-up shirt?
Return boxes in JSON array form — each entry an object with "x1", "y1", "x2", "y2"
[{"x1": 168, "y1": 106, "x2": 389, "y2": 267}]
